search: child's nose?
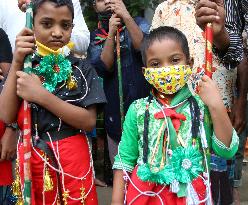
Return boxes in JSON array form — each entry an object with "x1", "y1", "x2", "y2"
[{"x1": 52, "y1": 27, "x2": 63, "y2": 38}]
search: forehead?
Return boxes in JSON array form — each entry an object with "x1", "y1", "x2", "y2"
[
  {"x1": 146, "y1": 38, "x2": 184, "y2": 59},
  {"x1": 35, "y1": 1, "x2": 72, "y2": 21}
]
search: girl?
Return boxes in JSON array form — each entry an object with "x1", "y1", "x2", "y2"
[{"x1": 111, "y1": 26, "x2": 239, "y2": 205}]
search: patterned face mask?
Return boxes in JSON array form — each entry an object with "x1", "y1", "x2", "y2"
[{"x1": 143, "y1": 65, "x2": 192, "y2": 94}]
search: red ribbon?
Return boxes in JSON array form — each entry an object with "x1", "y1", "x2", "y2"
[{"x1": 154, "y1": 108, "x2": 186, "y2": 132}]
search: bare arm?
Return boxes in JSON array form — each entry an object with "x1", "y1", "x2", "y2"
[
  {"x1": 110, "y1": 0, "x2": 143, "y2": 50},
  {"x1": 0, "y1": 28, "x2": 35, "y2": 123},
  {"x1": 230, "y1": 54, "x2": 248, "y2": 133},
  {"x1": 111, "y1": 170, "x2": 125, "y2": 205},
  {"x1": 0, "y1": 62, "x2": 11, "y2": 77},
  {"x1": 195, "y1": 0, "x2": 230, "y2": 52},
  {"x1": 0, "y1": 62, "x2": 22, "y2": 123},
  {"x1": 198, "y1": 75, "x2": 232, "y2": 147},
  {"x1": 122, "y1": 14, "x2": 143, "y2": 50},
  {"x1": 16, "y1": 71, "x2": 96, "y2": 131},
  {"x1": 208, "y1": 102, "x2": 232, "y2": 147},
  {"x1": 100, "y1": 14, "x2": 121, "y2": 70}
]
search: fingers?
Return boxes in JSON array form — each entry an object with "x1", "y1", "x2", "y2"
[
  {"x1": 195, "y1": 0, "x2": 219, "y2": 28},
  {"x1": 17, "y1": 0, "x2": 27, "y2": 12},
  {"x1": 0, "y1": 149, "x2": 16, "y2": 161},
  {"x1": 17, "y1": 27, "x2": 34, "y2": 37},
  {"x1": 14, "y1": 29, "x2": 35, "y2": 60},
  {"x1": 196, "y1": 0, "x2": 218, "y2": 12},
  {"x1": 16, "y1": 71, "x2": 28, "y2": 78},
  {"x1": 0, "y1": 149, "x2": 7, "y2": 162}
]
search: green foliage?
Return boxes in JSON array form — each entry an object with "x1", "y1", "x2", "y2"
[{"x1": 80, "y1": 0, "x2": 161, "y2": 31}]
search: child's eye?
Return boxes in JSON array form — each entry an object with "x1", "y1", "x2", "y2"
[
  {"x1": 171, "y1": 58, "x2": 180, "y2": 64},
  {"x1": 61, "y1": 22, "x2": 73, "y2": 30},
  {"x1": 41, "y1": 21, "x2": 52, "y2": 28},
  {"x1": 150, "y1": 62, "x2": 160, "y2": 67}
]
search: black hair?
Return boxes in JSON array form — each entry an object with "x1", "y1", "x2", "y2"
[
  {"x1": 32, "y1": 0, "x2": 74, "y2": 20},
  {"x1": 141, "y1": 26, "x2": 190, "y2": 66}
]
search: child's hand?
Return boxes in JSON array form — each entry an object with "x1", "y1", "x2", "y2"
[
  {"x1": 16, "y1": 71, "x2": 45, "y2": 102},
  {"x1": 197, "y1": 75, "x2": 223, "y2": 108},
  {"x1": 13, "y1": 28, "x2": 35, "y2": 68},
  {"x1": 110, "y1": 0, "x2": 130, "y2": 20},
  {"x1": 109, "y1": 14, "x2": 122, "y2": 38},
  {"x1": 0, "y1": 128, "x2": 17, "y2": 162}
]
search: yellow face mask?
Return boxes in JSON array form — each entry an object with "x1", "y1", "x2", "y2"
[
  {"x1": 36, "y1": 41, "x2": 74, "y2": 57},
  {"x1": 143, "y1": 65, "x2": 192, "y2": 94}
]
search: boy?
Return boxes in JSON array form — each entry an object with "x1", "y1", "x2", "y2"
[
  {"x1": 0, "y1": 0, "x2": 106, "y2": 204},
  {"x1": 88, "y1": 0, "x2": 150, "y2": 165},
  {"x1": 111, "y1": 26, "x2": 239, "y2": 205}
]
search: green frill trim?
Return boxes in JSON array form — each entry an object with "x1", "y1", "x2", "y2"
[
  {"x1": 31, "y1": 54, "x2": 72, "y2": 92},
  {"x1": 137, "y1": 163, "x2": 175, "y2": 185},
  {"x1": 137, "y1": 146, "x2": 203, "y2": 196}
]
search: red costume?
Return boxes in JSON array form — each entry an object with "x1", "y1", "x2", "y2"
[{"x1": 0, "y1": 121, "x2": 13, "y2": 186}]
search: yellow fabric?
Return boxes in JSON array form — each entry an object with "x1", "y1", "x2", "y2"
[
  {"x1": 143, "y1": 65, "x2": 192, "y2": 94},
  {"x1": 36, "y1": 41, "x2": 74, "y2": 57}
]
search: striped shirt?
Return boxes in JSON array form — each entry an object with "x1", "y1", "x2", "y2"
[{"x1": 220, "y1": 0, "x2": 248, "y2": 68}]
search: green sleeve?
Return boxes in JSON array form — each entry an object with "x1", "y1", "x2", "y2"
[
  {"x1": 212, "y1": 128, "x2": 239, "y2": 159},
  {"x1": 204, "y1": 107, "x2": 239, "y2": 159},
  {"x1": 204, "y1": 106, "x2": 239, "y2": 159},
  {"x1": 112, "y1": 102, "x2": 139, "y2": 172}
]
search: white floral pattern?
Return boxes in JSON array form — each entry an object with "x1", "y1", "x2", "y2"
[{"x1": 151, "y1": 1, "x2": 237, "y2": 109}]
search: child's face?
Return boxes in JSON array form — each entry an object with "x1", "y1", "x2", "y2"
[
  {"x1": 94, "y1": 0, "x2": 111, "y2": 13},
  {"x1": 146, "y1": 38, "x2": 188, "y2": 68},
  {"x1": 33, "y1": 2, "x2": 73, "y2": 50}
]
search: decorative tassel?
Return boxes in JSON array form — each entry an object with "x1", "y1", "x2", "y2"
[
  {"x1": 80, "y1": 186, "x2": 86, "y2": 205},
  {"x1": 44, "y1": 167, "x2": 54, "y2": 191},
  {"x1": 200, "y1": 123, "x2": 208, "y2": 148},
  {"x1": 12, "y1": 175, "x2": 22, "y2": 196},
  {"x1": 62, "y1": 190, "x2": 70, "y2": 205},
  {"x1": 171, "y1": 180, "x2": 179, "y2": 193},
  {"x1": 12, "y1": 160, "x2": 24, "y2": 204},
  {"x1": 67, "y1": 75, "x2": 77, "y2": 90},
  {"x1": 186, "y1": 182, "x2": 200, "y2": 205},
  {"x1": 16, "y1": 198, "x2": 24, "y2": 205}
]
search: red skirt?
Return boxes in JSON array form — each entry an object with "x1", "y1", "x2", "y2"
[
  {"x1": 18, "y1": 134, "x2": 98, "y2": 205},
  {"x1": 126, "y1": 166, "x2": 207, "y2": 205},
  {"x1": 0, "y1": 121, "x2": 13, "y2": 186}
]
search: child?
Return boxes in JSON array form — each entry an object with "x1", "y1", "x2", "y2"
[
  {"x1": 88, "y1": 0, "x2": 150, "y2": 165},
  {"x1": 111, "y1": 26, "x2": 239, "y2": 205},
  {"x1": 0, "y1": 0, "x2": 106, "y2": 204},
  {"x1": 151, "y1": 1, "x2": 242, "y2": 204}
]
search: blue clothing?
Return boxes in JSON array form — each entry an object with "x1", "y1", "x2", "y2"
[{"x1": 88, "y1": 17, "x2": 151, "y2": 142}]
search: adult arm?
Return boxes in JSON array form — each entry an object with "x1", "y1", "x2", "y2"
[
  {"x1": 110, "y1": 0, "x2": 144, "y2": 50},
  {"x1": 195, "y1": 0, "x2": 243, "y2": 68},
  {"x1": 230, "y1": 54, "x2": 248, "y2": 133}
]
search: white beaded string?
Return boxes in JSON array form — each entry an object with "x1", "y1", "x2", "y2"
[
  {"x1": 53, "y1": 138, "x2": 94, "y2": 201},
  {"x1": 66, "y1": 65, "x2": 88, "y2": 103}
]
